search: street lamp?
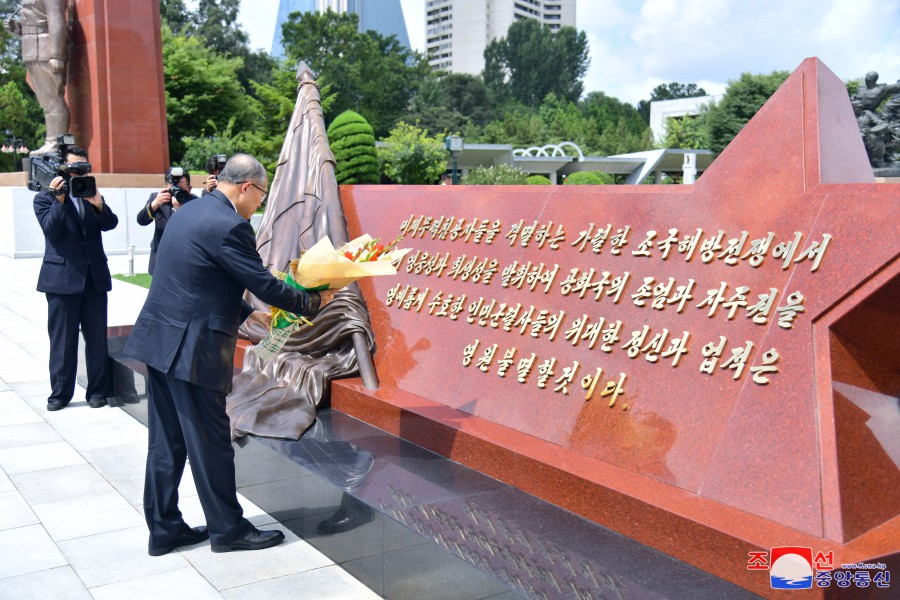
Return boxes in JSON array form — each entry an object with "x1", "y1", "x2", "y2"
[
  {"x1": 2, "y1": 131, "x2": 29, "y2": 172},
  {"x1": 445, "y1": 135, "x2": 463, "y2": 185}
]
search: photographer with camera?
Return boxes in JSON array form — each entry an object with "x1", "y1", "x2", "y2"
[
  {"x1": 32, "y1": 137, "x2": 118, "y2": 412},
  {"x1": 202, "y1": 154, "x2": 228, "y2": 196},
  {"x1": 137, "y1": 166, "x2": 198, "y2": 275}
]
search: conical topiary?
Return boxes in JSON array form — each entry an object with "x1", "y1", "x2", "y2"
[{"x1": 327, "y1": 110, "x2": 380, "y2": 184}]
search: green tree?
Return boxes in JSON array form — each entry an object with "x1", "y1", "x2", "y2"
[
  {"x1": 281, "y1": 10, "x2": 429, "y2": 136},
  {"x1": 378, "y1": 121, "x2": 447, "y2": 184},
  {"x1": 195, "y1": 0, "x2": 276, "y2": 89},
  {"x1": 159, "y1": 0, "x2": 193, "y2": 35},
  {"x1": 580, "y1": 92, "x2": 653, "y2": 155},
  {"x1": 483, "y1": 19, "x2": 589, "y2": 108},
  {"x1": 327, "y1": 110, "x2": 380, "y2": 184},
  {"x1": 637, "y1": 82, "x2": 708, "y2": 123},
  {"x1": 478, "y1": 106, "x2": 548, "y2": 147},
  {"x1": 407, "y1": 72, "x2": 494, "y2": 135},
  {"x1": 563, "y1": 171, "x2": 614, "y2": 185},
  {"x1": 179, "y1": 118, "x2": 243, "y2": 172},
  {"x1": 161, "y1": 24, "x2": 257, "y2": 162},
  {"x1": 526, "y1": 174, "x2": 551, "y2": 185},
  {"x1": 193, "y1": 0, "x2": 248, "y2": 54},
  {"x1": 662, "y1": 113, "x2": 708, "y2": 149},
  {"x1": 470, "y1": 91, "x2": 652, "y2": 156},
  {"x1": 706, "y1": 71, "x2": 788, "y2": 153},
  {"x1": 462, "y1": 164, "x2": 529, "y2": 185},
  {"x1": 160, "y1": 0, "x2": 274, "y2": 91}
]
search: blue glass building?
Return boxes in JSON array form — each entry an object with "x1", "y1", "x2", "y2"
[{"x1": 271, "y1": 0, "x2": 410, "y2": 59}]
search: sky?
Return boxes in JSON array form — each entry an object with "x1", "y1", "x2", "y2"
[{"x1": 237, "y1": 0, "x2": 900, "y2": 105}]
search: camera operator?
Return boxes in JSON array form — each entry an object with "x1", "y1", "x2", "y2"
[
  {"x1": 33, "y1": 144, "x2": 118, "y2": 412},
  {"x1": 137, "y1": 167, "x2": 198, "y2": 275},
  {"x1": 202, "y1": 154, "x2": 228, "y2": 196}
]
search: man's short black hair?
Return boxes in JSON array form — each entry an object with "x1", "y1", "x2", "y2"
[{"x1": 66, "y1": 145, "x2": 88, "y2": 161}]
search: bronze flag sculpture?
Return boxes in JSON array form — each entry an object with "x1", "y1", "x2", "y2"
[{"x1": 227, "y1": 62, "x2": 377, "y2": 440}]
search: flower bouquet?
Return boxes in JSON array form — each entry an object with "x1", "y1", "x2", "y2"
[{"x1": 253, "y1": 234, "x2": 409, "y2": 362}]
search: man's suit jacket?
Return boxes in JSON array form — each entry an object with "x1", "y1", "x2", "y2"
[
  {"x1": 136, "y1": 192, "x2": 198, "y2": 275},
  {"x1": 124, "y1": 190, "x2": 321, "y2": 394},
  {"x1": 33, "y1": 190, "x2": 118, "y2": 295}
]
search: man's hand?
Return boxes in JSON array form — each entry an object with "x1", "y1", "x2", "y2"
[
  {"x1": 318, "y1": 289, "x2": 337, "y2": 307},
  {"x1": 150, "y1": 188, "x2": 172, "y2": 211},
  {"x1": 48, "y1": 176, "x2": 67, "y2": 202},
  {"x1": 205, "y1": 175, "x2": 218, "y2": 193},
  {"x1": 251, "y1": 310, "x2": 272, "y2": 326},
  {"x1": 83, "y1": 193, "x2": 104, "y2": 210}
]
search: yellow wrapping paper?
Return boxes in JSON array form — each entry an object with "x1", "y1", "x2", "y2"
[
  {"x1": 288, "y1": 234, "x2": 410, "y2": 291},
  {"x1": 255, "y1": 235, "x2": 409, "y2": 360}
]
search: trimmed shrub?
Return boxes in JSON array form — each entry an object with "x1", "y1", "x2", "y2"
[
  {"x1": 526, "y1": 175, "x2": 551, "y2": 185},
  {"x1": 461, "y1": 164, "x2": 529, "y2": 185},
  {"x1": 327, "y1": 110, "x2": 380, "y2": 184},
  {"x1": 378, "y1": 121, "x2": 447, "y2": 184},
  {"x1": 562, "y1": 171, "x2": 614, "y2": 185}
]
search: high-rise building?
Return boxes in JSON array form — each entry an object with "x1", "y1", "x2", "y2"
[
  {"x1": 426, "y1": 0, "x2": 575, "y2": 74},
  {"x1": 271, "y1": 0, "x2": 316, "y2": 59},
  {"x1": 271, "y1": 0, "x2": 410, "y2": 60}
]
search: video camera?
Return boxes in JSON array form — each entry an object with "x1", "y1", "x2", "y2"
[
  {"x1": 205, "y1": 154, "x2": 227, "y2": 175},
  {"x1": 27, "y1": 134, "x2": 97, "y2": 198},
  {"x1": 165, "y1": 166, "x2": 192, "y2": 203}
]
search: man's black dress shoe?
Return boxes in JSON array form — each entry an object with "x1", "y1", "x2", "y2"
[
  {"x1": 210, "y1": 528, "x2": 285, "y2": 553},
  {"x1": 87, "y1": 397, "x2": 107, "y2": 408},
  {"x1": 46, "y1": 399, "x2": 70, "y2": 412},
  {"x1": 148, "y1": 526, "x2": 209, "y2": 556}
]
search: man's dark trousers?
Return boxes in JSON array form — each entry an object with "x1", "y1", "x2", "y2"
[
  {"x1": 46, "y1": 270, "x2": 109, "y2": 403},
  {"x1": 144, "y1": 366, "x2": 251, "y2": 547}
]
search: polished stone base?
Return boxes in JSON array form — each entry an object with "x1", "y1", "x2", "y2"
[{"x1": 108, "y1": 343, "x2": 757, "y2": 600}]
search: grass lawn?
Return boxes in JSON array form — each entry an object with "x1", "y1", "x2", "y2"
[{"x1": 113, "y1": 273, "x2": 152, "y2": 289}]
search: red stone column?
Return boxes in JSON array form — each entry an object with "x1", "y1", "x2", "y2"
[{"x1": 67, "y1": 0, "x2": 169, "y2": 174}]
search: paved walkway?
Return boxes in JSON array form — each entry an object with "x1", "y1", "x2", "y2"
[{"x1": 0, "y1": 253, "x2": 377, "y2": 599}]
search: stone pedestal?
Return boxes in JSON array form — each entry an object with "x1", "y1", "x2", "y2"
[{"x1": 67, "y1": 0, "x2": 169, "y2": 173}]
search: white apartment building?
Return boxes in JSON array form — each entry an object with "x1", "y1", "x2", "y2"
[{"x1": 426, "y1": 0, "x2": 575, "y2": 74}]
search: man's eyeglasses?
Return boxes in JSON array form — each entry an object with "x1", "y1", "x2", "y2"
[{"x1": 239, "y1": 181, "x2": 268, "y2": 204}]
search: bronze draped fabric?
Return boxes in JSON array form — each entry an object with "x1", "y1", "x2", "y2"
[{"x1": 227, "y1": 64, "x2": 375, "y2": 441}]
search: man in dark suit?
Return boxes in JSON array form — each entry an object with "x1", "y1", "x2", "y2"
[
  {"x1": 34, "y1": 145, "x2": 118, "y2": 412},
  {"x1": 136, "y1": 167, "x2": 198, "y2": 275},
  {"x1": 124, "y1": 154, "x2": 334, "y2": 555}
]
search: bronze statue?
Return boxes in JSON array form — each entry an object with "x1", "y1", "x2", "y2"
[
  {"x1": 852, "y1": 71, "x2": 900, "y2": 171},
  {"x1": 226, "y1": 62, "x2": 377, "y2": 441},
  {"x1": 5, "y1": 0, "x2": 71, "y2": 156},
  {"x1": 853, "y1": 100, "x2": 889, "y2": 167}
]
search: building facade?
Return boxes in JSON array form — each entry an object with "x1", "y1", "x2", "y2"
[
  {"x1": 272, "y1": 0, "x2": 410, "y2": 60},
  {"x1": 426, "y1": 0, "x2": 575, "y2": 73}
]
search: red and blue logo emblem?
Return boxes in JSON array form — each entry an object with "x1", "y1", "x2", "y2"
[{"x1": 769, "y1": 546, "x2": 814, "y2": 589}]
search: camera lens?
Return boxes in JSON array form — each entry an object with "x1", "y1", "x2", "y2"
[{"x1": 70, "y1": 176, "x2": 97, "y2": 198}]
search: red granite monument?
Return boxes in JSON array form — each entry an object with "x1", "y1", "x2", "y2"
[
  {"x1": 67, "y1": 0, "x2": 168, "y2": 174},
  {"x1": 321, "y1": 58, "x2": 899, "y2": 596}
]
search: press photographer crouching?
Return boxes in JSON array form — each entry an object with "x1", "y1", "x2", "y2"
[
  {"x1": 137, "y1": 166, "x2": 198, "y2": 275},
  {"x1": 31, "y1": 134, "x2": 119, "y2": 412}
]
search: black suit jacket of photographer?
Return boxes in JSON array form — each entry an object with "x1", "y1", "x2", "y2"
[
  {"x1": 33, "y1": 189, "x2": 119, "y2": 294},
  {"x1": 137, "y1": 191, "x2": 199, "y2": 275}
]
